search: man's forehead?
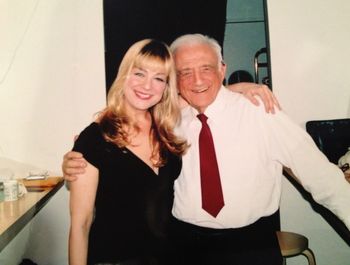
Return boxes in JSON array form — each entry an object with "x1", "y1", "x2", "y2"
[
  {"x1": 175, "y1": 57, "x2": 218, "y2": 71},
  {"x1": 174, "y1": 45, "x2": 218, "y2": 68}
]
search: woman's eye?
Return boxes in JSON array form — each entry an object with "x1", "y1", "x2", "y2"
[
  {"x1": 155, "y1": 77, "x2": 166, "y2": 83},
  {"x1": 134, "y1": 72, "x2": 144, "y2": 77}
]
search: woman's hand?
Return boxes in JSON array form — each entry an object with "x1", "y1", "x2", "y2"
[{"x1": 227, "y1": 82, "x2": 281, "y2": 114}]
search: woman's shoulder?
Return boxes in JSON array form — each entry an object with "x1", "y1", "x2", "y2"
[
  {"x1": 73, "y1": 122, "x2": 106, "y2": 150},
  {"x1": 72, "y1": 122, "x2": 109, "y2": 168},
  {"x1": 77, "y1": 122, "x2": 103, "y2": 140},
  {"x1": 164, "y1": 150, "x2": 182, "y2": 179}
]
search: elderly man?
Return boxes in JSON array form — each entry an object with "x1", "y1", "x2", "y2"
[{"x1": 63, "y1": 34, "x2": 350, "y2": 265}]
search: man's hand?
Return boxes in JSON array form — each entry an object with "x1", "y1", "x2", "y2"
[
  {"x1": 62, "y1": 151, "x2": 87, "y2": 182},
  {"x1": 344, "y1": 170, "x2": 350, "y2": 183},
  {"x1": 227, "y1": 82, "x2": 281, "y2": 114}
]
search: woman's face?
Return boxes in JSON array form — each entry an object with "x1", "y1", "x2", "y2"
[{"x1": 123, "y1": 64, "x2": 167, "y2": 113}]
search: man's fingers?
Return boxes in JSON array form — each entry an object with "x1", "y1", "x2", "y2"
[
  {"x1": 62, "y1": 159, "x2": 86, "y2": 173},
  {"x1": 274, "y1": 96, "x2": 281, "y2": 109},
  {"x1": 63, "y1": 151, "x2": 83, "y2": 160},
  {"x1": 250, "y1": 88, "x2": 272, "y2": 113},
  {"x1": 247, "y1": 93, "x2": 260, "y2": 106},
  {"x1": 259, "y1": 85, "x2": 281, "y2": 113},
  {"x1": 64, "y1": 166, "x2": 86, "y2": 175},
  {"x1": 62, "y1": 154, "x2": 87, "y2": 181},
  {"x1": 64, "y1": 174, "x2": 78, "y2": 181}
]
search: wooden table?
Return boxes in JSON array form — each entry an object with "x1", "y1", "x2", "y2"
[{"x1": 0, "y1": 177, "x2": 64, "y2": 252}]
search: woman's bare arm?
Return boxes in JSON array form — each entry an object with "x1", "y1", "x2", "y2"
[{"x1": 69, "y1": 162, "x2": 98, "y2": 265}]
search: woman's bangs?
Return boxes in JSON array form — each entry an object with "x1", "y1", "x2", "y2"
[{"x1": 135, "y1": 53, "x2": 170, "y2": 75}]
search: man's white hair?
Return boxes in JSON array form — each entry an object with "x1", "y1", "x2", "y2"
[{"x1": 170, "y1": 33, "x2": 224, "y2": 65}]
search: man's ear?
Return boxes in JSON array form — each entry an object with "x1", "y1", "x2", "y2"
[{"x1": 220, "y1": 60, "x2": 227, "y2": 81}]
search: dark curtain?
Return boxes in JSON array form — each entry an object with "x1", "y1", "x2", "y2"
[{"x1": 103, "y1": 0, "x2": 227, "y2": 90}]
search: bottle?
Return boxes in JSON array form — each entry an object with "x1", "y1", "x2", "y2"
[{"x1": 0, "y1": 182, "x2": 4, "y2": 202}]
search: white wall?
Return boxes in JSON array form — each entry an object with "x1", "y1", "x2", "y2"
[
  {"x1": 267, "y1": 0, "x2": 350, "y2": 264},
  {"x1": 0, "y1": 0, "x2": 106, "y2": 264}
]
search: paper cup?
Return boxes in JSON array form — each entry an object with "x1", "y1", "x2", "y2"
[{"x1": 4, "y1": 180, "x2": 19, "y2": 201}]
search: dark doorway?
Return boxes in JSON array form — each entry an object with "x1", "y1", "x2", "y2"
[{"x1": 103, "y1": 0, "x2": 227, "y2": 91}]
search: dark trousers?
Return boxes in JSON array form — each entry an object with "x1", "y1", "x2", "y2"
[{"x1": 168, "y1": 212, "x2": 283, "y2": 265}]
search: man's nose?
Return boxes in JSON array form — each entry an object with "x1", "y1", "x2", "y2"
[{"x1": 193, "y1": 70, "x2": 204, "y2": 85}]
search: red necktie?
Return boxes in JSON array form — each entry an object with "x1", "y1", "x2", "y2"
[{"x1": 197, "y1": 113, "x2": 225, "y2": 217}]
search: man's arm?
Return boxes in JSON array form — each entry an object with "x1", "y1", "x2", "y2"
[
  {"x1": 179, "y1": 82, "x2": 281, "y2": 113},
  {"x1": 268, "y1": 111, "x2": 350, "y2": 229}
]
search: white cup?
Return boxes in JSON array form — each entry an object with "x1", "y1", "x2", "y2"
[{"x1": 3, "y1": 180, "x2": 25, "y2": 201}]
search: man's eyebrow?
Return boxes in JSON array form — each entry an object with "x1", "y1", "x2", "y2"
[
  {"x1": 177, "y1": 68, "x2": 192, "y2": 73},
  {"x1": 201, "y1": 64, "x2": 215, "y2": 68}
]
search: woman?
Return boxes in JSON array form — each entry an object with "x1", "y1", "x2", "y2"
[{"x1": 69, "y1": 39, "x2": 188, "y2": 265}]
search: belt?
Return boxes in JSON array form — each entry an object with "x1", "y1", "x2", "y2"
[{"x1": 169, "y1": 211, "x2": 280, "y2": 250}]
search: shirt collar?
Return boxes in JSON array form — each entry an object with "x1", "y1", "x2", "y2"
[
  {"x1": 181, "y1": 86, "x2": 231, "y2": 128},
  {"x1": 204, "y1": 85, "x2": 228, "y2": 119}
]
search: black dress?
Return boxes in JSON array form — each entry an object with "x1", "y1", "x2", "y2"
[{"x1": 72, "y1": 123, "x2": 182, "y2": 265}]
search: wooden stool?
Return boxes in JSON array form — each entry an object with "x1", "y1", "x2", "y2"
[{"x1": 277, "y1": 231, "x2": 316, "y2": 265}]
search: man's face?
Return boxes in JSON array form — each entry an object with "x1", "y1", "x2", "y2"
[{"x1": 174, "y1": 44, "x2": 226, "y2": 113}]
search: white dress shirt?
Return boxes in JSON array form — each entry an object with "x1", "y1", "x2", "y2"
[{"x1": 172, "y1": 86, "x2": 350, "y2": 229}]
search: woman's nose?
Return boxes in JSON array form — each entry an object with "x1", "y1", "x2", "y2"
[{"x1": 143, "y1": 77, "x2": 152, "y2": 90}]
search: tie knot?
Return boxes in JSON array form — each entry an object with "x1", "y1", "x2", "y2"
[{"x1": 197, "y1": 113, "x2": 208, "y2": 124}]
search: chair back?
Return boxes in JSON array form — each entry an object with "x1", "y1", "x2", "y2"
[
  {"x1": 306, "y1": 118, "x2": 350, "y2": 164},
  {"x1": 305, "y1": 118, "x2": 350, "y2": 245}
]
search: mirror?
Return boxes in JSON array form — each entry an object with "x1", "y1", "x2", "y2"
[{"x1": 224, "y1": 0, "x2": 271, "y2": 87}]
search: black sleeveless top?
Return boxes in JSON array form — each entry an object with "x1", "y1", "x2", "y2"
[{"x1": 72, "y1": 122, "x2": 182, "y2": 264}]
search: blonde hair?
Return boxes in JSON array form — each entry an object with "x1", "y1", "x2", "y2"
[{"x1": 99, "y1": 39, "x2": 187, "y2": 166}]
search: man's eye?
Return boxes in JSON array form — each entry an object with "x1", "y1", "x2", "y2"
[
  {"x1": 201, "y1": 66, "x2": 212, "y2": 72},
  {"x1": 179, "y1": 71, "x2": 192, "y2": 78}
]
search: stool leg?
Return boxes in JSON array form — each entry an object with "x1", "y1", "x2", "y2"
[
  {"x1": 282, "y1": 257, "x2": 286, "y2": 265},
  {"x1": 302, "y1": 248, "x2": 316, "y2": 265}
]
